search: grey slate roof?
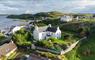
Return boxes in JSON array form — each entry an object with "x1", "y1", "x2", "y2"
[
  {"x1": 37, "y1": 26, "x2": 57, "y2": 32},
  {"x1": 46, "y1": 27, "x2": 57, "y2": 32}
]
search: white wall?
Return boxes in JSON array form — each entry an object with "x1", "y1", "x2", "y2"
[
  {"x1": 33, "y1": 31, "x2": 47, "y2": 40},
  {"x1": 12, "y1": 26, "x2": 24, "y2": 33},
  {"x1": 54, "y1": 29, "x2": 61, "y2": 38},
  {"x1": 33, "y1": 29, "x2": 40, "y2": 40},
  {"x1": 60, "y1": 16, "x2": 72, "y2": 22}
]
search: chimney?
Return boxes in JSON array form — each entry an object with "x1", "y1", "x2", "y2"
[
  {"x1": 11, "y1": 40, "x2": 14, "y2": 43},
  {"x1": 57, "y1": 26, "x2": 60, "y2": 30},
  {"x1": 48, "y1": 24, "x2": 51, "y2": 27},
  {"x1": 35, "y1": 25, "x2": 38, "y2": 31}
]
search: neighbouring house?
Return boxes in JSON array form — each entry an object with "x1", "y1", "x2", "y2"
[
  {"x1": 33, "y1": 24, "x2": 61, "y2": 40},
  {"x1": 60, "y1": 15, "x2": 73, "y2": 22},
  {"x1": 12, "y1": 26, "x2": 24, "y2": 33},
  {"x1": 0, "y1": 41, "x2": 17, "y2": 59},
  {"x1": 11, "y1": 24, "x2": 33, "y2": 34},
  {"x1": 73, "y1": 16, "x2": 80, "y2": 21},
  {"x1": 75, "y1": 16, "x2": 79, "y2": 21}
]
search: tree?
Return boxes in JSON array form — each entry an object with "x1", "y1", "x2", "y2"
[
  {"x1": 64, "y1": 34, "x2": 70, "y2": 40},
  {"x1": 78, "y1": 26, "x2": 90, "y2": 37},
  {"x1": 12, "y1": 28, "x2": 32, "y2": 47},
  {"x1": 35, "y1": 40, "x2": 53, "y2": 49}
]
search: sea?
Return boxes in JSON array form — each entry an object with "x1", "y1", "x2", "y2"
[{"x1": 0, "y1": 15, "x2": 28, "y2": 30}]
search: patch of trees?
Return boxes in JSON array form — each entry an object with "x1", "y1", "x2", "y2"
[
  {"x1": 7, "y1": 14, "x2": 34, "y2": 20},
  {"x1": 12, "y1": 28, "x2": 32, "y2": 47},
  {"x1": 78, "y1": 26, "x2": 90, "y2": 37},
  {"x1": 0, "y1": 33, "x2": 7, "y2": 45},
  {"x1": 0, "y1": 33, "x2": 6, "y2": 41},
  {"x1": 35, "y1": 38, "x2": 68, "y2": 51},
  {"x1": 38, "y1": 52, "x2": 58, "y2": 60}
]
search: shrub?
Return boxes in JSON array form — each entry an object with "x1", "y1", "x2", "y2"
[{"x1": 12, "y1": 28, "x2": 32, "y2": 46}]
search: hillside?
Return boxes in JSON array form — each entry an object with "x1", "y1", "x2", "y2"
[
  {"x1": 7, "y1": 11, "x2": 64, "y2": 20},
  {"x1": 63, "y1": 21, "x2": 95, "y2": 60},
  {"x1": 65, "y1": 32, "x2": 95, "y2": 60}
]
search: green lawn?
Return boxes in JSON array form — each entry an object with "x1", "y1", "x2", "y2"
[{"x1": 49, "y1": 38, "x2": 67, "y2": 45}]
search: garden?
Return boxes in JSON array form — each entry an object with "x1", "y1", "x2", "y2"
[{"x1": 34, "y1": 31, "x2": 79, "y2": 54}]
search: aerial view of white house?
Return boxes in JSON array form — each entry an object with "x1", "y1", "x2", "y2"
[
  {"x1": 33, "y1": 24, "x2": 61, "y2": 40},
  {"x1": 0, "y1": 0, "x2": 95, "y2": 60}
]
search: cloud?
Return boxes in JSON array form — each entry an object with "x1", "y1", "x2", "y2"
[{"x1": 0, "y1": 0, "x2": 95, "y2": 14}]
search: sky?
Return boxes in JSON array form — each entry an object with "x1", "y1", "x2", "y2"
[{"x1": 0, "y1": 0, "x2": 95, "y2": 14}]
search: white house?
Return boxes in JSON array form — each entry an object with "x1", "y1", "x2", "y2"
[
  {"x1": 12, "y1": 26, "x2": 24, "y2": 33},
  {"x1": 76, "y1": 16, "x2": 79, "y2": 21},
  {"x1": 60, "y1": 15, "x2": 73, "y2": 22},
  {"x1": 33, "y1": 24, "x2": 61, "y2": 40}
]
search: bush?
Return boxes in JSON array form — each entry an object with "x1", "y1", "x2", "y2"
[
  {"x1": 35, "y1": 40, "x2": 53, "y2": 49},
  {"x1": 64, "y1": 35, "x2": 70, "y2": 40},
  {"x1": 39, "y1": 52, "x2": 57, "y2": 59},
  {"x1": 12, "y1": 28, "x2": 32, "y2": 46}
]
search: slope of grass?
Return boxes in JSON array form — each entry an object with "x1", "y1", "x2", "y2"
[
  {"x1": 77, "y1": 33, "x2": 95, "y2": 60},
  {"x1": 65, "y1": 33, "x2": 95, "y2": 60}
]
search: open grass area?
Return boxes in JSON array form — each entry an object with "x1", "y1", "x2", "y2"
[
  {"x1": 59, "y1": 19, "x2": 95, "y2": 60},
  {"x1": 77, "y1": 33, "x2": 95, "y2": 60},
  {"x1": 49, "y1": 38, "x2": 67, "y2": 45},
  {"x1": 65, "y1": 33, "x2": 95, "y2": 60}
]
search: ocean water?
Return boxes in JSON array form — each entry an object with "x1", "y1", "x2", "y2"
[{"x1": 0, "y1": 15, "x2": 27, "y2": 30}]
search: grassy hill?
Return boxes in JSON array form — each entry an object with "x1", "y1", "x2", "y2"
[
  {"x1": 65, "y1": 31, "x2": 95, "y2": 60},
  {"x1": 65, "y1": 23, "x2": 95, "y2": 60},
  {"x1": 77, "y1": 33, "x2": 95, "y2": 60},
  {"x1": 7, "y1": 11, "x2": 64, "y2": 20}
]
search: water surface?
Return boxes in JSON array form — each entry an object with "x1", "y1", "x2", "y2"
[{"x1": 0, "y1": 15, "x2": 27, "y2": 30}]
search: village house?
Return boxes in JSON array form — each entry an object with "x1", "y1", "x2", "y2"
[
  {"x1": 11, "y1": 23, "x2": 33, "y2": 34},
  {"x1": 33, "y1": 24, "x2": 61, "y2": 40},
  {"x1": 60, "y1": 15, "x2": 73, "y2": 22},
  {"x1": 12, "y1": 26, "x2": 24, "y2": 33},
  {"x1": 0, "y1": 41, "x2": 17, "y2": 60}
]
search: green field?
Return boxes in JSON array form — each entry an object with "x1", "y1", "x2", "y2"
[
  {"x1": 65, "y1": 33, "x2": 95, "y2": 60},
  {"x1": 58, "y1": 19, "x2": 95, "y2": 60}
]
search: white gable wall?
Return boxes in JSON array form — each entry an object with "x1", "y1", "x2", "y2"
[
  {"x1": 51, "y1": 29, "x2": 61, "y2": 39},
  {"x1": 55, "y1": 29, "x2": 61, "y2": 38},
  {"x1": 39, "y1": 32, "x2": 46, "y2": 40},
  {"x1": 33, "y1": 30, "x2": 47, "y2": 40},
  {"x1": 33, "y1": 29, "x2": 40, "y2": 40}
]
